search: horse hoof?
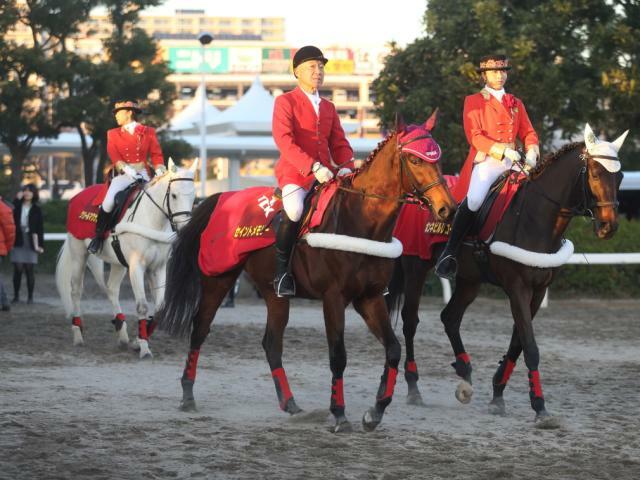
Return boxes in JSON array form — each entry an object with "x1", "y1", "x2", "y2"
[
  {"x1": 407, "y1": 392, "x2": 426, "y2": 407},
  {"x1": 488, "y1": 398, "x2": 506, "y2": 416},
  {"x1": 180, "y1": 399, "x2": 197, "y2": 412},
  {"x1": 73, "y1": 339, "x2": 85, "y2": 347},
  {"x1": 334, "y1": 419, "x2": 353, "y2": 434},
  {"x1": 139, "y1": 351, "x2": 153, "y2": 360},
  {"x1": 455, "y1": 380, "x2": 474, "y2": 404},
  {"x1": 534, "y1": 411, "x2": 562, "y2": 429},
  {"x1": 284, "y1": 398, "x2": 302, "y2": 415},
  {"x1": 118, "y1": 341, "x2": 129, "y2": 351},
  {"x1": 362, "y1": 408, "x2": 381, "y2": 432}
]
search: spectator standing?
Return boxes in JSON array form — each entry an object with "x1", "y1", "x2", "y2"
[{"x1": 11, "y1": 184, "x2": 44, "y2": 304}]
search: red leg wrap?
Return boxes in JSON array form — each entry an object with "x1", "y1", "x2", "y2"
[
  {"x1": 272, "y1": 367, "x2": 293, "y2": 409},
  {"x1": 405, "y1": 361, "x2": 418, "y2": 374},
  {"x1": 71, "y1": 316, "x2": 83, "y2": 331},
  {"x1": 331, "y1": 378, "x2": 345, "y2": 409},
  {"x1": 528, "y1": 370, "x2": 544, "y2": 398},
  {"x1": 499, "y1": 358, "x2": 517, "y2": 385},
  {"x1": 379, "y1": 367, "x2": 398, "y2": 401},
  {"x1": 456, "y1": 352, "x2": 471, "y2": 364},
  {"x1": 183, "y1": 349, "x2": 200, "y2": 382},
  {"x1": 138, "y1": 319, "x2": 148, "y2": 340},
  {"x1": 115, "y1": 313, "x2": 125, "y2": 321},
  {"x1": 147, "y1": 316, "x2": 157, "y2": 337}
]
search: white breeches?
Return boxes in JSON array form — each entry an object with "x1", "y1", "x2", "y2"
[
  {"x1": 281, "y1": 183, "x2": 307, "y2": 222},
  {"x1": 466, "y1": 156, "x2": 511, "y2": 212},
  {"x1": 102, "y1": 172, "x2": 147, "y2": 213}
]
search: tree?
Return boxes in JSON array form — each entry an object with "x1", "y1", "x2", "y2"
[
  {"x1": 373, "y1": 0, "x2": 638, "y2": 173},
  {"x1": 0, "y1": 0, "x2": 95, "y2": 196},
  {"x1": 56, "y1": 0, "x2": 175, "y2": 186}
]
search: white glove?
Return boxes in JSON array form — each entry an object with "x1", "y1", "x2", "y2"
[
  {"x1": 155, "y1": 165, "x2": 167, "y2": 176},
  {"x1": 312, "y1": 162, "x2": 334, "y2": 183},
  {"x1": 525, "y1": 149, "x2": 538, "y2": 168},
  {"x1": 503, "y1": 148, "x2": 521, "y2": 163},
  {"x1": 352, "y1": 159, "x2": 365, "y2": 169},
  {"x1": 336, "y1": 167, "x2": 352, "y2": 177},
  {"x1": 122, "y1": 165, "x2": 138, "y2": 178}
]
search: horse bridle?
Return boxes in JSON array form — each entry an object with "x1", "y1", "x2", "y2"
[
  {"x1": 531, "y1": 149, "x2": 619, "y2": 219},
  {"x1": 337, "y1": 133, "x2": 443, "y2": 207},
  {"x1": 130, "y1": 176, "x2": 195, "y2": 232}
]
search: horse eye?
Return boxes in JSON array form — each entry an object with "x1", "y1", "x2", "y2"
[{"x1": 410, "y1": 157, "x2": 422, "y2": 165}]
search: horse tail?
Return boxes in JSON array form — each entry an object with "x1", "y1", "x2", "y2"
[
  {"x1": 55, "y1": 236, "x2": 78, "y2": 319},
  {"x1": 156, "y1": 194, "x2": 220, "y2": 338},
  {"x1": 385, "y1": 257, "x2": 404, "y2": 325}
]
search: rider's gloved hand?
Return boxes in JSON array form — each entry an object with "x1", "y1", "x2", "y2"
[
  {"x1": 352, "y1": 159, "x2": 365, "y2": 169},
  {"x1": 337, "y1": 168, "x2": 352, "y2": 177},
  {"x1": 525, "y1": 149, "x2": 538, "y2": 168},
  {"x1": 155, "y1": 165, "x2": 167, "y2": 176},
  {"x1": 503, "y1": 148, "x2": 521, "y2": 163},
  {"x1": 312, "y1": 162, "x2": 334, "y2": 183}
]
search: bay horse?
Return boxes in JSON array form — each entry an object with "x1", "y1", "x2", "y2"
[
  {"x1": 156, "y1": 114, "x2": 457, "y2": 432},
  {"x1": 387, "y1": 124, "x2": 627, "y2": 422},
  {"x1": 56, "y1": 159, "x2": 198, "y2": 359}
]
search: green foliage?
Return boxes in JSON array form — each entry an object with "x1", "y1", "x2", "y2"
[
  {"x1": 374, "y1": 0, "x2": 639, "y2": 173},
  {"x1": 159, "y1": 137, "x2": 195, "y2": 165}
]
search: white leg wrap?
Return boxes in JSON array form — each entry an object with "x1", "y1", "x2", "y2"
[
  {"x1": 138, "y1": 338, "x2": 153, "y2": 359},
  {"x1": 116, "y1": 321, "x2": 129, "y2": 346},
  {"x1": 71, "y1": 325, "x2": 84, "y2": 346}
]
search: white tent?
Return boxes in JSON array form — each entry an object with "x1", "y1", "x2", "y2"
[
  {"x1": 167, "y1": 85, "x2": 220, "y2": 134},
  {"x1": 205, "y1": 76, "x2": 275, "y2": 136}
]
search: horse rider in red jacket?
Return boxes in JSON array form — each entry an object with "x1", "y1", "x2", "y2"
[
  {"x1": 435, "y1": 55, "x2": 540, "y2": 279},
  {"x1": 271, "y1": 45, "x2": 362, "y2": 296},
  {"x1": 88, "y1": 100, "x2": 166, "y2": 254}
]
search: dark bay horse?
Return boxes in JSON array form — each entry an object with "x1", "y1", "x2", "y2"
[
  {"x1": 387, "y1": 124, "x2": 627, "y2": 422},
  {"x1": 157, "y1": 114, "x2": 456, "y2": 432}
]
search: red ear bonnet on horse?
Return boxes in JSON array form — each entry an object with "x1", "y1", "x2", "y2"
[{"x1": 397, "y1": 118, "x2": 442, "y2": 163}]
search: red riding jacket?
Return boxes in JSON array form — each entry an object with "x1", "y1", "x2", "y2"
[
  {"x1": 106, "y1": 124, "x2": 164, "y2": 176},
  {"x1": 272, "y1": 87, "x2": 354, "y2": 190},
  {"x1": 452, "y1": 89, "x2": 539, "y2": 202}
]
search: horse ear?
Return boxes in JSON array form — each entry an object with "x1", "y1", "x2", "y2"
[
  {"x1": 584, "y1": 123, "x2": 598, "y2": 151},
  {"x1": 424, "y1": 108, "x2": 439, "y2": 131},
  {"x1": 190, "y1": 157, "x2": 199, "y2": 172},
  {"x1": 611, "y1": 129, "x2": 629, "y2": 153},
  {"x1": 395, "y1": 112, "x2": 406, "y2": 132},
  {"x1": 168, "y1": 157, "x2": 178, "y2": 173}
]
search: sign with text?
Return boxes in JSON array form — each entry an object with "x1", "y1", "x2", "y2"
[{"x1": 168, "y1": 47, "x2": 229, "y2": 73}]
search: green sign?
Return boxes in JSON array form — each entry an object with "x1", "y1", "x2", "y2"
[{"x1": 168, "y1": 47, "x2": 229, "y2": 73}]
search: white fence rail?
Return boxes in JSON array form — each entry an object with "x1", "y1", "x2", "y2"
[{"x1": 440, "y1": 252, "x2": 640, "y2": 307}]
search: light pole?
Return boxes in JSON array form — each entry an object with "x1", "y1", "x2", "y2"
[{"x1": 198, "y1": 31, "x2": 213, "y2": 199}]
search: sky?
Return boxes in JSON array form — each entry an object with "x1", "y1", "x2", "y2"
[{"x1": 143, "y1": 0, "x2": 427, "y2": 48}]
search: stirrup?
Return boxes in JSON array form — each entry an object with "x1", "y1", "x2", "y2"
[
  {"x1": 274, "y1": 272, "x2": 296, "y2": 297},
  {"x1": 435, "y1": 254, "x2": 457, "y2": 280}
]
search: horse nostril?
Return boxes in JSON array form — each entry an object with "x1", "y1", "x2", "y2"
[{"x1": 438, "y1": 206, "x2": 451, "y2": 221}]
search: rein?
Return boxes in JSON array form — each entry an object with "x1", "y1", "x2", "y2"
[
  {"x1": 336, "y1": 133, "x2": 442, "y2": 207},
  {"x1": 128, "y1": 176, "x2": 195, "y2": 232}
]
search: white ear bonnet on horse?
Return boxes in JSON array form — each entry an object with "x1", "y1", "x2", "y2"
[{"x1": 584, "y1": 123, "x2": 628, "y2": 173}]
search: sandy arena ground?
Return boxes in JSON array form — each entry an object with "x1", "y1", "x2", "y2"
[{"x1": 1, "y1": 273, "x2": 639, "y2": 480}]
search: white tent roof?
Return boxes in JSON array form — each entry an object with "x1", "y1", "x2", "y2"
[
  {"x1": 206, "y1": 76, "x2": 274, "y2": 136},
  {"x1": 167, "y1": 85, "x2": 220, "y2": 133}
]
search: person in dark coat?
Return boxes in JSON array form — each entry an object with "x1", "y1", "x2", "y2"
[{"x1": 10, "y1": 184, "x2": 44, "y2": 304}]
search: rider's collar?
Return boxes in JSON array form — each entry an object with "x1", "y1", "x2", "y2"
[
  {"x1": 484, "y1": 86, "x2": 505, "y2": 102},
  {"x1": 122, "y1": 121, "x2": 139, "y2": 135}
]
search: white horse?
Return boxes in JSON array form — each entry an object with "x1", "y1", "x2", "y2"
[{"x1": 56, "y1": 158, "x2": 198, "y2": 359}]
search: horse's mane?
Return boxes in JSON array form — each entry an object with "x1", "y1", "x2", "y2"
[
  {"x1": 351, "y1": 131, "x2": 397, "y2": 177},
  {"x1": 530, "y1": 141, "x2": 584, "y2": 178}
]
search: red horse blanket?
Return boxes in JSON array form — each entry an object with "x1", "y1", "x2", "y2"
[
  {"x1": 393, "y1": 172, "x2": 526, "y2": 260},
  {"x1": 199, "y1": 184, "x2": 339, "y2": 276},
  {"x1": 66, "y1": 184, "x2": 138, "y2": 240}
]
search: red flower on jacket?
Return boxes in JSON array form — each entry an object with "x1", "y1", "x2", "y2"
[{"x1": 503, "y1": 94, "x2": 516, "y2": 109}]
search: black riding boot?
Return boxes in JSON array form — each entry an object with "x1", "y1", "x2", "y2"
[
  {"x1": 87, "y1": 207, "x2": 111, "y2": 254},
  {"x1": 435, "y1": 200, "x2": 476, "y2": 280},
  {"x1": 273, "y1": 216, "x2": 299, "y2": 297}
]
